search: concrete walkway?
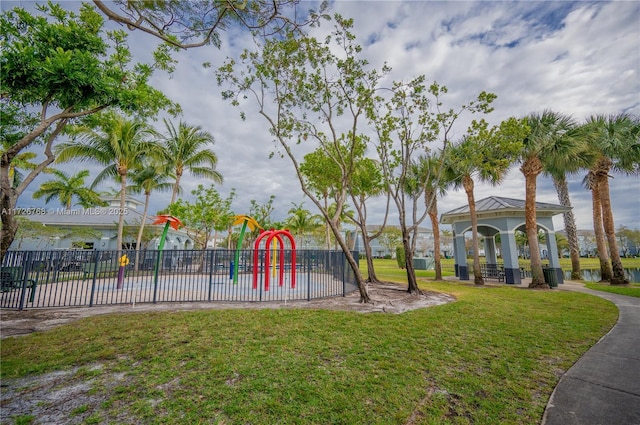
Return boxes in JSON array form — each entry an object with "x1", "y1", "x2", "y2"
[{"x1": 542, "y1": 282, "x2": 640, "y2": 425}]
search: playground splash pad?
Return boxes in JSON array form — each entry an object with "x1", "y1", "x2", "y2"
[
  {"x1": 92, "y1": 270, "x2": 346, "y2": 304},
  {"x1": 1, "y1": 249, "x2": 358, "y2": 309}
]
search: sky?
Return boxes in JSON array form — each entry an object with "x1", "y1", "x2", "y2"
[{"x1": 9, "y1": 0, "x2": 640, "y2": 232}]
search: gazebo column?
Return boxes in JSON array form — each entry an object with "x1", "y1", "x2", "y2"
[
  {"x1": 454, "y1": 234, "x2": 469, "y2": 280},
  {"x1": 484, "y1": 237, "x2": 498, "y2": 265},
  {"x1": 545, "y1": 230, "x2": 564, "y2": 284},
  {"x1": 484, "y1": 237, "x2": 498, "y2": 277},
  {"x1": 500, "y1": 231, "x2": 521, "y2": 285}
]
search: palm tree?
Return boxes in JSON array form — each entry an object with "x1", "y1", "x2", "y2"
[
  {"x1": 445, "y1": 139, "x2": 497, "y2": 285},
  {"x1": 541, "y1": 121, "x2": 593, "y2": 280},
  {"x1": 583, "y1": 170, "x2": 613, "y2": 281},
  {"x1": 162, "y1": 119, "x2": 222, "y2": 204},
  {"x1": 417, "y1": 154, "x2": 449, "y2": 281},
  {"x1": 128, "y1": 163, "x2": 173, "y2": 267},
  {"x1": 285, "y1": 202, "x2": 322, "y2": 242},
  {"x1": 519, "y1": 110, "x2": 575, "y2": 288},
  {"x1": 583, "y1": 114, "x2": 639, "y2": 285},
  {"x1": 446, "y1": 118, "x2": 524, "y2": 285},
  {"x1": 6, "y1": 151, "x2": 37, "y2": 189},
  {"x1": 56, "y1": 112, "x2": 162, "y2": 250},
  {"x1": 33, "y1": 169, "x2": 105, "y2": 210}
]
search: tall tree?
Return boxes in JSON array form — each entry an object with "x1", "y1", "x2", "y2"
[
  {"x1": 33, "y1": 169, "x2": 106, "y2": 210},
  {"x1": 371, "y1": 78, "x2": 496, "y2": 293},
  {"x1": 300, "y1": 141, "x2": 387, "y2": 279},
  {"x1": 444, "y1": 118, "x2": 526, "y2": 286},
  {"x1": 583, "y1": 170, "x2": 612, "y2": 281},
  {"x1": 299, "y1": 147, "x2": 344, "y2": 251},
  {"x1": 347, "y1": 157, "x2": 388, "y2": 284},
  {"x1": 418, "y1": 154, "x2": 449, "y2": 281},
  {"x1": 129, "y1": 163, "x2": 173, "y2": 267},
  {"x1": 583, "y1": 114, "x2": 640, "y2": 285},
  {"x1": 542, "y1": 121, "x2": 594, "y2": 280},
  {"x1": 519, "y1": 110, "x2": 575, "y2": 288},
  {"x1": 55, "y1": 112, "x2": 163, "y2": 251},
  {"x1": 162, "y1": 119, "x2": 223, "y2": 204},
  {"x1": 0, "y1": 2, "x2": 175, "y2": 259},
  {"x1": 217, "y1": 16, "x2": 386, "y2": 303}
]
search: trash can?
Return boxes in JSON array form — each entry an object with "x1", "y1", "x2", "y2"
[{"x1": 542, "y1": 267, "x2": 558, "y2": 288}]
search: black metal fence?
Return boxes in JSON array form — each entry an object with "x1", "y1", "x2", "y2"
[{"x1": 1, "y1": 249, "x2": 359, "y2": 310}]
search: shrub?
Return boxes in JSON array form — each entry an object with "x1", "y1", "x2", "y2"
[{"x1": 395, "y1": 245, "x2": 405, "y2": 269}]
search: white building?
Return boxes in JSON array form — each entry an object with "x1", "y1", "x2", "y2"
[{"x1": 9, "y1": 197, "x2": 193, "y2": 251}]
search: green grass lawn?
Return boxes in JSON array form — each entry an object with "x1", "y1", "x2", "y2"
[
  {"x1": 373, "y1": 257, "x2": 640, "y2": 299},
  {"x1": 2, "y1": 283, "x2": 618, "y2": 424}
]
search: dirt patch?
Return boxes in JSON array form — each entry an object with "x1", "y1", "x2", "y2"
[{"x1": 0, "y1": 282, "x2": 455, "y2": 338}]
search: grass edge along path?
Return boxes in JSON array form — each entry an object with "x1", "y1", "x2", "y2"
[
  {"x1": 584, "y1": 282, "x2": 640, "y2": 298},
  {"x1": 1, "y1": 281, "x2": 617, "y2": 425}
]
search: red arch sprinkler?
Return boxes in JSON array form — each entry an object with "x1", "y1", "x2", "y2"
[{"x1": 252, "y1": 229, "x2": 297, "y2": 291}]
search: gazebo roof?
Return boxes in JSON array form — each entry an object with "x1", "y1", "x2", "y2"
[{"x1": 440, "y1": 196, "x2": 571, "y2": 224}]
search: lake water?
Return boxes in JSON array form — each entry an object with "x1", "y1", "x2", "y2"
[{"x1": 564, "y1": 268, "x2": 640, "y2": 284}]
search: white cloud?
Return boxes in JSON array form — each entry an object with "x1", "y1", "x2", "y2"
[{"x1": 13, "y1": 1, "x2": 640, "y2": 231}]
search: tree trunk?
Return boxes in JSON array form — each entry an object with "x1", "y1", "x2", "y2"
[
  {"x1": 589, "y1": 172, "x2": 613, "y2": 281},
  {"x1": 134, "y1": 192, "x2": 151, "y2": 271},
  {"x1": 1, "y1": 119, "x2": 65, "y2": 261},
  {"x1": 0, "y1": 189, "x2": 19, "y2": 261},
  {"x1": 396, "y1": 199, "x2": 420, "y2": 294},
  {"x1": 363, "y1": 237, "x2": 381, "y2": 284},
  {"x1": 429, "y1": 210, "x2": 442, "y2": 281},
  {"x1": 117, "y1": 173, "x2": 127, "y2": 251},
  {"x1": 552, "y1": 176, "x2": 581, "y2": 279},
  {"x1": 521, "y1": 159, "x2": 547, "y2": 288},
  {"x1": 427, "y1": 189, "x2": 442, "y2": 281},
  {"x1": 463, "y1": 175, "x2": 484, "y2": 285},
  {"x1": 323, "y1": 215, "x2": 370, "y2": 303},
  {"x1": 403, "y1": 235, "x2": 420, "y2": 294},
  {"x1": 596, "y1": 164, "x2": 629, "y2": 285},
  {"x1": 170, "y1": 174, "x2": 181, "y2": 205},
  {"x1": 360, "y1": 228, "x2": 382, "y2": 284},
  {"x1": 323, "y1": 196, "x2": 331, "y2": 250}
]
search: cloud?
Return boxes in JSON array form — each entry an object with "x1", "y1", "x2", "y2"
[{"x1": 12, "y1": 0, "x2": 640, "y2": 232}]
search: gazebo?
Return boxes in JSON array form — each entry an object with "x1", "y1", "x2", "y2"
[{"x1": 440, "y1": 196, "x2": 570, "y2": 285}]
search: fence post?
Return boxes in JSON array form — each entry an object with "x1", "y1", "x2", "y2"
[
  {"x1": 259, "y1": 251, "x2": 263, "y2": 302},
  {"x1": 342, "y1": 252, "x2": 346, "y2": 297},
  {"x1": 152, "y1": 250, "x2": 159, "y2": 304},
  {"x1": 306, "y1": 251, "x2": 311, "y2": 301},
  {"x1": 207, "y1": 250, "x2": 214, "y2": 302},
  {"x1": 18, "y1": 251, "x2": 33, "y2": 310},
  {"x1": 88, "y1": 252, "x2": 100, "y2": 307}
]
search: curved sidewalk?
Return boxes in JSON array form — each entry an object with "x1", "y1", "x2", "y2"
[{"x1": 542, "y1": 282, "x2": 640, "y2": 425}]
